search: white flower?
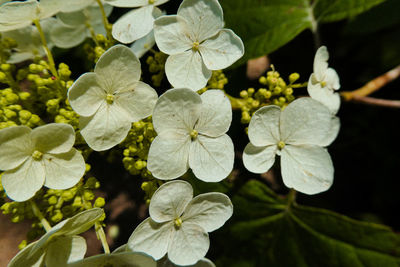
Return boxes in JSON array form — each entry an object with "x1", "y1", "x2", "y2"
[
  {"x1": 106, "y1": 0, "x2": 168, "y2": 44},
  {"x1": 130, "y1": 30, "x2": 156, "y2": 58},
  {"x1": 50, "y1": 4, "x2": 113, "y2": 49},
  {"x1": 0, "y1": 0, "x2": 63, "y2": 32},
  {"x1": 1, "y1": 18, "x2": 55, "y2": 63},
  {"x1": 68, "y1": 44, "x2": 158, "y2": 151},
  {"x1": 0, "y1": 123, "x2": 86, "y2": 202},
  {"x1": 127, "y1": 180, "x2": 233, "y2": 266},
  {"x1": 8, "y1": 208, "x2": 103, "y2": 267},
  {"x1": 242, "y1": 98, "x2": 340, "y2": 195},
  {"x1": 147, "y1": 88, "x2": 234, "y2": 182},
  {"x1": 67, "y1": 251, "x2": 156, "y2": 267},
  {"x1": 307, "y1": 46, "x2": 341, "y2": 114},
  {"x1": 153, "y1": 0, "x2": 244, "y2": 91}
]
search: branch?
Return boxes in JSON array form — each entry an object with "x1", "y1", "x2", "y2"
[
  {"x1": 341, "y1": 64, "x2": 400, "y2": 101},
  {"x1": 349, "y1": 95, "x2": 400, "y2": 108}
]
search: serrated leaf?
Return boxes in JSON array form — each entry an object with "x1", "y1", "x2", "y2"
[{"x1": 218, "y1": 180, "x2": 400, "y2": 267}]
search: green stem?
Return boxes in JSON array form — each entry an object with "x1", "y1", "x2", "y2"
[
  {"x1": 95, "y1": 0, "x2": 113, "y2": 41},
  {"x1": 33, "y1": 20, "x2": 59, "y2": 80},
  {"x1": 291, "y1": 82, "x2": 308, "y2": 88},
  {"x1": 225, "y1": 93, "x2": 246, "y2": 110},
  {"x1": 95, "y1": 221, "x2": 110, "y2": 254},
  {"x1": 5, "y1": 72, "x2": 19, "y2": 91},
  {"x1": 287, "y1": 188, "x2": 297, "y2": 207},
  {"x1": 30, "y1": 200, "x2": 51, "y2": 232}
]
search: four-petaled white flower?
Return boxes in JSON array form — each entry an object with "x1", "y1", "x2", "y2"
[
  {"x1": 0, "y1": 123, "x2": 86, "y2": 201},
  {"x1": 307, "y1": 46, "x2": 341, "y2": 115},
  {"x1": 8, "y1": 208, "x2": 103, "y2": 267},
  {"x1": 243, "y1": 98, "x2": 340, "y2": 195},
  {"x1": 147, "y1": 88, "x2": 234, "y2": 182},
  {"x1": 128, "y1": 180, "x2": 233, "y2": 266},
  {"x1": 50, "y1": 4, "x2": 113, "y2": 49},
  {"x1": 1, "y1": 18, "x2": 55, "y2": 63},
  {"x1": 68, "y1": 44, "x2": 158, "y2": 151},
  {"x1": 106, "y1": 0, "x2": 168, "y2": 44},
  {"x1": 153, "y1": 0, "x2": 244, "y2": 91},
  {"x1": 0, "y1": 0, "x2": 63, "y2": 32}
]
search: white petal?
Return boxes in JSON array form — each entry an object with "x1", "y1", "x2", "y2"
[
  {"x1": 200, "y1": 29, "x2": 244, "y2": 70},
  {"x1": 242, "y1": 143, "x2": 277, "y2": 174},
  {"x1": 50, "y1": 22, "x2": 87, "y2": 49},
  {"x1": 67, "y1": 252, "x2": 156, "y2": 267},
  {"x1": 2, "y1": 158, "x2": 45, "y2": 202},
  {"x1": 45, "y1": 236, "x2": 86, "y2": 266},
  {"x1": 189, "y1": 134, "x2": 234, "y2": 182},
  {"x1": 280, "y1": 97, "x2": 337, "y2": 146},
  {"x1": 280, "y1": 145, "x2": 334, "y2": 195},
  {"x1": 182, "y1": 192, "x2": 233, "y2": 232},
  {"x1": 59, "y1": 0, "x2": 95, "y2": 12},
  {"x1": 177, "y1": 0, "x2": 223, "y2": 42},
  {"x1": 31, "y1": 123, "x2": 75, "y2": 154},
  {"x1": 0, "y1": 125, "x2": 32, "y2": 170},
  {"x1": 68, "y1": 72, "x2": 106, "y2": 117},
  {"x1": 307, "y1": 75, "x2": 341, "y2": 115},
  {"x1": 195, "y1": 89, "x2": 231, "y2": 137},
  {"x1": 0, "y1": 1, "x2": 37, "y2": 31},
  {"x1": 104, "y1": 0, "x2": 148, "y2": 7},
  {"x1": 165, "y1": 50, "x2": 211, "y2": 91},
  {"x1": 131, "y1": 30, "x2": 156, "y2": 58},
  {"x1": 320, "y1": 116, "x2": 340, "y2": 147},
  {"x1": 55, "y1": 208, "x2": 104, "y2": 236},
  {"x1": 157, "y1": 257, "x2": 215, "y2": 267},
  {"x1": 247, "y1": 105, "x2": 281, "y2": 146},
  {"x1": 153, "y1": 15, "x2": 193, "y2": 55},
  {"x1": 147, "y1": 133, "x2": 191, "y2": 180},
  {"x1": 167, "y1": 223, "x2": 209, "y2": 266},
  {"x1": 314, "y1": 46, "x2": 329, "y2": 80},
  {"x1": 114, "y1": 81, "x2": 158, "y2": 122},
  {"x1": 152, "y1": 88, "x2": 201, "y2": 135},
  {"x1": 79, "y1": 102, "x2": 132, "y2": 151},
  {"x1": 95, "y1": 44, "x2": 141, "y2": 91},
  {"x1": 150, "y1": 180, "x2": 193, "y2": 223},
  {"x1": 325, "y1": 67, "x2": 340, "y2": 90},
  {"x1": 128, "y1": 218, "x2": 173, "y2": 261},
  {"x1": 38, "y1": 0, "x2": 64, "y2": 19},
  {"x1": 43, "y1": 149, "x2": 85, "y2": 190},
  {"x1": 112, "y1": 5, "x2": 155, "y2": 43}
]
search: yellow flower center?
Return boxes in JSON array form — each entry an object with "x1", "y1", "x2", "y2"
[
  {"x1": 106, "y1": 94, "x2": 114, "y2": 104},
  {"x1": 190, "y1": 129, "x2": 198, "y2": 140},
  {"x1": 148, "y1": 0, "x2": 155, "y2": 4},
  {"x1": 320, "y1": 81, "x2": 327, "y2": 87},
  {"x1": 32, "y1": 150, "x2": 43, "y2": 161},
  {"x1": 277, "y1": 141, "x2": 285, "y2": 150},
  {"x1": 192, "y1": 42, "x2": 200, "y2": 51},
  {"x1": 174, "y1": 217, "x2": 183, "y2": 229}
]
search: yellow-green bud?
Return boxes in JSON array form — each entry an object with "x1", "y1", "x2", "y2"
[
  {"x1": 48, "y1": 196, "x2": 58, "y2": 205},
  {"x1": 1, "y1": 64, "x2": 11, "y2": 72},
  {"x1": 94, "y1": 197, "x2": 105, "y2": 208},
  {"x1": 19, "y1": 110, "x2": 32, "y2": 121},
  {"x1": 289, "y1": 73, "x2": 300, "y2": 83},
  {"x1": 240, "y1": 90, "x2": 248, "y2": 99},
  {"x1": 259, "y1": 76, "x2": 267, "y2": 85},
  {"x1": 18, "y1": 92, "x2": 30, "y2": 101},
  {"x1": 0, "y1": 72, "x2": 6, "y2": 82}
]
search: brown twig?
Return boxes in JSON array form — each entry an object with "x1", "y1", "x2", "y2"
[
  {"x1": 349, "y1": 95, "x2": 400, "y2": 108},
  {"x1": 341, "y1": 64, "x2": 400, "y2": 101}
]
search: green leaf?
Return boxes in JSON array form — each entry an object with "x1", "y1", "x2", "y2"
[
  {"x1": 314, "y1": 0, "x2": 387, "y2": 23},
  {"x1": 218, "y1": 180, "x2": 400, "y2": 266},
  {"x1": 220, "y1": 0, "x2": 387, "y2": 65}
]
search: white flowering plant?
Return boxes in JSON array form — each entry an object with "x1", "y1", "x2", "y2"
[{"x1": 0, "y1": 0, "x2": 399, "y2": 266}]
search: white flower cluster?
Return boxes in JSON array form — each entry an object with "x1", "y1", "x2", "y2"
[{"x1": 0, "y1": 0, "x2": 342, "y2": 265}]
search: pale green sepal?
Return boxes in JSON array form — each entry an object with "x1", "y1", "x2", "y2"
[
  {"x1": 67, "y1": 251, "x2": 157, "y2": 267},
  {"x1": 182, "y1": 192, "x2": 233, "y2": 232},
  {"x1": 7, "y1": 240, "x2": 45, "y2": 267},
  {"x1": 131, "y1": 30, "x2": 156, "y2": 58},
  {"x1": 0, "y1": 125, "x2": 32, "y2": 170},
  {"x1": 150, "y1": 180, "x2": 193, "y2": 223},
  {"x1": 0, "y1": 0, "x2": 37, "y2": 32},
  {"x1": 37, "y1": 0, "x2": 64, "y2": 19},
  {"x1": 30, "y1": 123, "x2": 75, "y2": 154},
  {"x1": 157, "y1": 257, "x2": 216, "y2": 267},
  {"x1": 50, "y1": 21, "x2": 87, "y2": 49},
  {"x1": 45, "y1": 235, "x2": 87, "y2": 266}
]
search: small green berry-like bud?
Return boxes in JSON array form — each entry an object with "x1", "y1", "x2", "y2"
[
  {"x1": 259, "y1": 76, "x2": 267, "y2": 85},
  {"x1": 18, "y1": 240, "x2": 27, "y2": 250},
  {"x1": 0, "y1": 72, "x2": 6, "y2": 82},
  {"x1": 94, "y1": 197, "x2": 105, "y2": 208},
  {"x1": 240, "y1": 90, "x2": 248, "y2": 99},
  {"x1": 1, "y1": 64, "x2": 11, "y2": 72},
  {"x1": 48, "y1": 196, "x2": 58, "y2": 205},
  {"x1": 289, "y1": 73, "x2": 300, "y2": 83}
]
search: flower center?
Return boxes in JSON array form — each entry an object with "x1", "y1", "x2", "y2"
[
  {"x1": 32, "y1": 150, "x2": 43, "y2": 161},
  {"x1": 277, "y1": 141, "x2": 285, "y2": 150},
  {"x1": 190, "y1": 129, "x2": 198, "y2": 140},
  {"x1": 106, "y1": 94, "x2": 114, "y2": 104},
  {"x1": 320, "y1": 81, "x2": 327, "y2": 87},
  {"x1": 148, "y1": 0, "x2": 155, "y2": 3},
  {"x1": 192, "y1": 42, "x2": 200, "y2": 51},
  {"x1": 174, "y1": 217, "x2": 183, "y2": 229}
]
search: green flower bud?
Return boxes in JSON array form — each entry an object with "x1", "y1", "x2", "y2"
[
  {"x1": 289, "y1": 73, "x2": 300, "y2": 83},
  {"x1": 258, "y1": 76, "x2": 267, "y2": 85},
  {"x1": 94, "y1": 197, "x2": 105, "y2": 208}
]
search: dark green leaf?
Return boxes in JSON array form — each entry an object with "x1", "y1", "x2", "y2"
[{"x1": 217, "y1": 180, "x2": 400, "y2": 267}]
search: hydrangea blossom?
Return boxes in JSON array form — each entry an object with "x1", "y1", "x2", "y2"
[
  {"x1": 307, "y1": 46, "x2": 341, "y2": 114},
  {"x1": 153, "y1": 0, "x2": 244, "y2": 90},
  {"x1": 8, "y1": 208, "x2": 103, "y2": 267},
  {"x1": 147, "y1": 88, "x2": 234, "y2": 182},
  {"x1": 1, "y1": 18, "x2": 55, "y2": 63},
  {"x1": 0, "y1": 123, "x2": 86, "y2": 201},
  {"x1": 68, "y1": 44, "x2": 158, "y2": 151},
  {"x1": 128, "y1": 180, "x2": 233, "y2": 266},
  {"x1": 0, "y1": 0, "x2": 63, "y2": 32},
  {"x1": 243, "y1": 98, "x2": 340, "y2": 195},
  {"x1": 50, "y1": 4, "x2": 113, "y2": 48},
  {"x1": 106, "y1": 0, "x2": 167, "y2": 44}
]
